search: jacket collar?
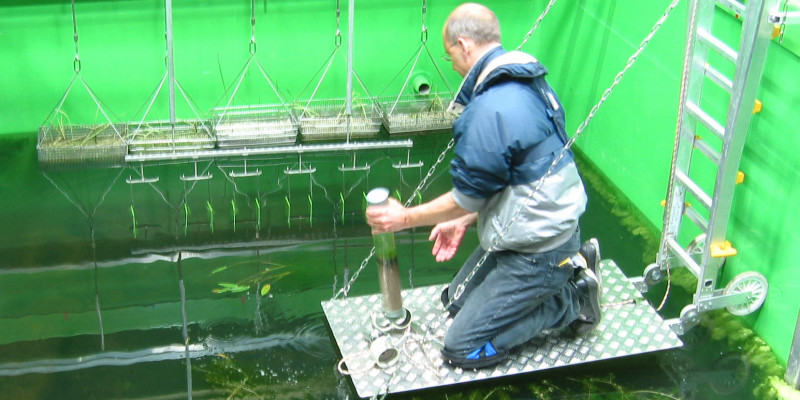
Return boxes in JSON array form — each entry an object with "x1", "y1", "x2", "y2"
[
  {"x1": 447, "y1": 46, "x2": 548, "y2": 113},
  {"x1": 450, "y1": 45, "x2": 505, "y2": 110}
]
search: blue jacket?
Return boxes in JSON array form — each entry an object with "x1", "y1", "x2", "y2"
[{"x1": 449, "y1": 46, "x2": 587, "y2": 253}]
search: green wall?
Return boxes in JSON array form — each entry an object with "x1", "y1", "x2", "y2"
[{"x1": 2, "y1": 0, "x2": 799, "y2": 369}]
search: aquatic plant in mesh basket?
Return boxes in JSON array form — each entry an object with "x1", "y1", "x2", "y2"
[
  {"x1": 37, "y1": 115, "x2": 127, "y2": 167},
  {"x1": 127, "y1": 120, "x2": 215, "y2": 153},
  {"x1": 381, "y1": 93, "x2": 456, "y2": 135},
  {"x1": 296, "y1": 98, "x2": 382, "y2": 141},
  {"x1": 213, "y1": 105, "x2": 298, "y2": 148}
]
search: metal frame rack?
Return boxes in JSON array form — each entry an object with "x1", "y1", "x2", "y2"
[
  {"x1": 211, "y1": 0, "x2": 299, "y2": 149},
  {"x1": 36, "y1": 0, "x2": 126, "y2": 168},
  {"x1": 378, "y1": 0, "x2": 456, "y2": 136},
  {"x1": 126, "y1": 0, "x2": 214, "y2": 156}
]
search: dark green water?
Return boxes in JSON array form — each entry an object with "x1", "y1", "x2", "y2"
[{"x1": 0, "y1": 133, "x2": 762, "y2": 399}]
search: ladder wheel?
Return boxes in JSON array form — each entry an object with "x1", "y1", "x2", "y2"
[
  {"x1": 644, "y1": 263, "x2": 663, "y2": 286},
  {"x1": 724, "y1": 271, "x2": 768, "y2": 316},
  {"x1": 679, "y1": 304, "x2": 701, "y2": 330}
]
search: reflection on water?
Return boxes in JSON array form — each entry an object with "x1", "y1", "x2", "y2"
[{"x1": 0, "y1": 133, "x2": 762, "y2": 399}]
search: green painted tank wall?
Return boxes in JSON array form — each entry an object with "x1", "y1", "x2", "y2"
[{"x1": 1, "y1": 0, "x2": 798, "y2": 368}]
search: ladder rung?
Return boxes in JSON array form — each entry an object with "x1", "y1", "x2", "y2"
[
  {"x1": 686, "y1": 101, "x2": 726, "y2": 139},
  {"x1": 716, "y1": 0, "x2": 744, "y2": 17},
  {"x1": 704, "y1": 63, "x2": 733, "y2": 93},
  {"x1": 666, "y1": 236, "x2": 702, "y2": 278},
  {"x1": 697, "y1": 28, "x2": 739, "y2": 63},
  {"x1": 684, "y1": 205, "x2": 709, "y2": 232},
  {"x1": 694, "y1": 137, "x2": 721, "y2": 165},
  {"x1": 675, "y1": 170, "x2": 713, "y2": 210}
]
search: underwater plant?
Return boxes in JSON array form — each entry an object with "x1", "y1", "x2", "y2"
[{"x1": 210, "y1": 261, "x2": 291, "y2": 297}]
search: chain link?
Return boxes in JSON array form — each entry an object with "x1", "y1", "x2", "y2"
[
  {"x1": 249, "y1": 0, "x2": 257, "y2": 54},
  {"x1": 779, "y1": 0, "x2": 789, "y2": 43},
  {"x1": 421, "y1": 0, "x2": 428, "y2": 43},
  {"x1": 448, "y1": 0, "x2": 681, "y2": 308},
  {"x1": 71, "y1": 0, "x2": 81, "y2": 72},
  {"x1": 405, "y1": 138, "x2": 454, "y2": 207},
  {"x1": 333, "y1": 138, "x2": 455, "y2": 300},
  {"x1": 335, "y1": 0, "x2": 343, "y2": 46},
  {"x1": 516, "y1": 0, "x2": 559, "y2": 51}
]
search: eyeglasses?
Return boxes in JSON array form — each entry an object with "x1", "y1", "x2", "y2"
[{"x1": 442, "y1": 42, "x2": 458, "y2": 63}]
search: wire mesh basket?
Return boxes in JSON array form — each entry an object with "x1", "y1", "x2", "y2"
[
  {"x1": 127, "y1": 120, "x2": 215, "y2": 153},
  {"x1": 37, "y1": 123, "x2": 127, "y2": 167},
  {"x1": 296, "y1": 98, "x2": 382, "y2": 141},
  {"x1": 379, "y1": 93, "x2": 456, "y2": 135},
  {"x1": 212, "y1": 105, "x2": 298, "y2": 148}
]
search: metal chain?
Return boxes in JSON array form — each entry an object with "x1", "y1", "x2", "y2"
[
  {"x1": 405, "y1": 138, "x2": 454, "y2": 207},
  {"x1": 249, "y1": 0, "x2": 257, "y2": 54},
  {"x1": 70, "y1": 0, "x2": 81, "y2": 72},
  {"x1": 448, "y1": 0, "x2": 682, "y2": 307},
  {"x1": 333, "y1": 138, "x2": 455, "y2": 299},
  {"x1": 779, "y1": 0, "x2": 789, "y2": 43},
  {"x1": 421, "y1": 0, "x2": 428, "y2": 43},
  {"x1": 335, "y1": 246, "x2": 375, "y2": 299},
  {"x1": 335, "y1": 0, "x2": 343, "y2": 47},
  {"x1": 516, "y1": 0, "x2": 560, "y2": 51}
]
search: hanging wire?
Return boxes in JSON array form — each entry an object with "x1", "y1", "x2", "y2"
[
  {"x1": 39, "y1": 0, "x2": 123, "y2": 143},
  {"x1": 213, "y1": 0, "x2": 291, "y2": 130},
  {"x1": 516, "y1": 0, "x2": 560, "y2": 51},
  {"x1": 294, "y1": 0, "x2": 343, "y2": 115}
]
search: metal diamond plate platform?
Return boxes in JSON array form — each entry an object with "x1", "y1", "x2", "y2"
[{"x1": 322, "y1": 260, "x2": 683, "y2": 398}]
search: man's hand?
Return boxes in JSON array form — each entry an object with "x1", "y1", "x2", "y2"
[
  {"x1": 365, "y1": 197, "x2": 408, "y2": 233},
  {"x1": 428, "y1": 213, "x2": 476, "y2": 262}
]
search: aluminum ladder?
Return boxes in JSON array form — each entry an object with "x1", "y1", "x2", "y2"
[{"x1": 634, "y1": 0, "x2": 778, "y2": 334}]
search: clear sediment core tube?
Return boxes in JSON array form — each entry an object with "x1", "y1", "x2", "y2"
[{"x1": 366, "y1": 188, "x2": 405, "y2": 320}]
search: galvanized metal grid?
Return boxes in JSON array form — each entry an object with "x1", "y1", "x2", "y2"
[
  {"x1": 37, "y1": 124, "x2": 127, "y2": 167},
  {"x1": 212, "y1": 105, "x2": 298, "y2": 148},
  {"x1": 127, "y1": 121, "x2": 215, "y2": 153},
  {"x1": 322, "y1": 260, "x2": 683, "y2": 398},
  {"x1": 378, "y1": 94, "x2": 456, "y2": 135},
  {"x1": 296, "y1": 99, "x2": 382, "y2": 141}
]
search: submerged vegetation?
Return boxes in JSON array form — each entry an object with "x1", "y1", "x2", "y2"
[
  {"x1": 403, "y1": 375, "x2": 681, "y2": 400},
  {"x1": 210, "y1": 261, "x2": 291, "y2": 297},
  {"x1": 576, "y1": 152, "x2": 796, "y2": 400}
]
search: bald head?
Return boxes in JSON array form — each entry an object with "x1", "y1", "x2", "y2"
[{"x1": 443, "y1": 3, "x2": 501, "y2": 47}]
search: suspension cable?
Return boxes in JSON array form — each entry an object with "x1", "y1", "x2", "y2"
[
  {"x1": 516, "y1": 0, "x2": 560, "y2": 51},
  {"x1": 421, "y1": 0, "x2": 428, "y2": 43},
  {"x1": 250, "y1": 0, "x2": 257, "y2": 55},
  {"x1": 335, "y1": 0, "x2": 343, "y2": 47},
  {"x1": 71, "y1": 0, "x2": 81, "y2": 72}
]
